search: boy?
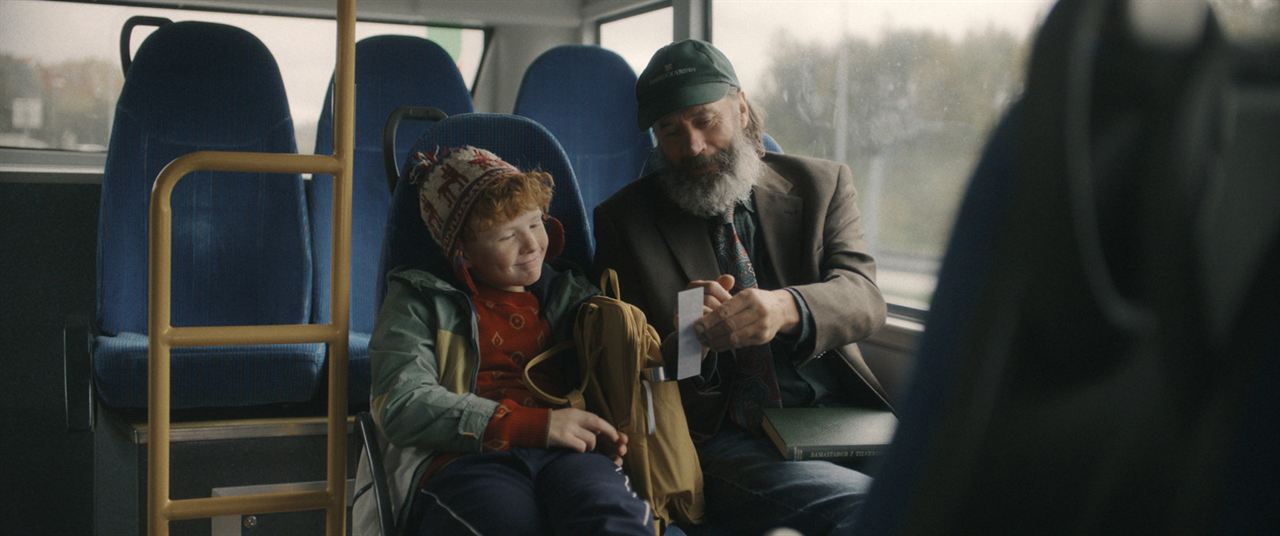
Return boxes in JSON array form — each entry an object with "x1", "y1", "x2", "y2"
[{"x1": 358, "y1": 146, "x2": 653, "y2": 535}]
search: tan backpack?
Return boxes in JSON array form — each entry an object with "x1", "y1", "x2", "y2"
[{"x1": 523, "y1": 269, "x2": 705, "y2": 531}]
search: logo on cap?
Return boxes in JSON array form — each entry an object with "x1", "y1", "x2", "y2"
[{"x1": 648, "y1": 66, "x2": 697, "y2": 86}]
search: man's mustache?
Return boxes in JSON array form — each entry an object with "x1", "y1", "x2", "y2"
[{"x1": 674, "y1": 150, "x2": 734, "y2": 177}]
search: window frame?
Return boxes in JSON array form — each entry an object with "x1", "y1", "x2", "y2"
[
  {"x1": 594, "y1": 1, "x2": 674, "y2": 46},
  {"x1": 0, "y1": 1, "x2": 491, "y2": 166}
]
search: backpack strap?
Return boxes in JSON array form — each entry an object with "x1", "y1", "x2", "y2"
[
  {"x1": 600, "y1": 268, "x2": 621, "y2": 299},
  {"x1": 521, "y1": 339, "x2": 588, "y2": 410}
]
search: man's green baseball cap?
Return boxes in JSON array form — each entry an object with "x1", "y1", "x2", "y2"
[{"x1": 635, "y1": 39, "x2": 740, "y2": 130}]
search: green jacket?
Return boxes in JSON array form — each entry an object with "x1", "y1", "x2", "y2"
[{"x1": 352, "y1": 264, "x2": 597, "y2": 535}]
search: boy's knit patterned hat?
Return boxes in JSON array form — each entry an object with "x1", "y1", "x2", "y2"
[{"x1": 413, "y1": 145, "x2": 520, "y2": 254}]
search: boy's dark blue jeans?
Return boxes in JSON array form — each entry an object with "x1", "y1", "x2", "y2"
[
  {"x1": 686, "y1": 423, "x2": 874, "y2": 536},
  {"x1": 409, "y1": 448, "x2": 654, "y2": 536}
]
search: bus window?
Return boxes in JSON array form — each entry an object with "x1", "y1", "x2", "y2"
[
  {"x1": 712, "y1": 0, "x2": 1053, "y2": 311},
  {"x1": 0, "y1": 1, "x2": 485, "y2": 155},
  {"x1": 599, "y1": 4, "x2": 675, "y2": 76}
]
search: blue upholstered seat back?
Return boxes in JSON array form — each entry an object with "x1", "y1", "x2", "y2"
[
  {"x1": 309, "y1": 35, "x2": 473, "y2": 406},
  {"x1": 514, "y1": 45, "x2": 652, "y2": 221},
  {"x1": 310, "y1": 35, "x2": 473, "y2": 334},
  {"x1": 761, "y1": 133, "x2": 783, "y2": 153},
  {"x1": 99, "y1": 21, "x2": 311, "y2": 332},
  {"x1": 94, "y1": 21, "x2": 321, "y2": 408},
  {"x1": 377, "y1": 113, "x2": 592, "y2": 308}
]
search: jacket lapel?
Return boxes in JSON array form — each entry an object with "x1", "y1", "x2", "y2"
[
  {"x1": 656, "y1": 196, "x2": 721, "y2": 283},
  {"x1": 754, "y1": 165, "x2": 803, "y2": 287}
]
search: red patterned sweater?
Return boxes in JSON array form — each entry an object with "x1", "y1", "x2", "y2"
[{"x1": 421, "y1": 284, "x2": 570, "y2": 484}]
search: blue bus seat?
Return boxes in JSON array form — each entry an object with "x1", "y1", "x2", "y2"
[
  {"x1": 856, "y1": 0, "x2": 1278, "y2": 533},
  {"x1": 513, "y1": 45, "x2": 653, "y2": 226},
  {"x1": 376, "y1": 113, "x2": 593, "y2": 310},
  {"x1": 362, "y1": 113, "x2": 594, "y2": 534},
  {"x1": 761, "y1": 132, "x2": 782, "y2": 153},
  {"x1": 94, "y1": 21, "x2": 323, "y2": 409},
  {"x1": 309, "y1": 35, "x2": 473, "y2": 408}
]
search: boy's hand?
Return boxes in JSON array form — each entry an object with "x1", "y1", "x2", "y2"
[
  {"x1": 548, "y1": 408, "x2": 619, "y2": 453},
  {"x1": 598, "y1": 431, "x2": 629, "y2": 466}
]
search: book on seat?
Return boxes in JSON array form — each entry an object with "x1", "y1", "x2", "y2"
[{"x1": 761, "y1": 407, "x2": 898, "y2": 461}]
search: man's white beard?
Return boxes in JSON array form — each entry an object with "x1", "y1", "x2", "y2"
[{"x1": 656, "y1": 132, "x2": 764, "y2": 219}]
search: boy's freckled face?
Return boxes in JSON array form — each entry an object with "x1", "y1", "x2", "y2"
[{"x1": 459, "y1": 209, "x2": 548, "y2": 292}]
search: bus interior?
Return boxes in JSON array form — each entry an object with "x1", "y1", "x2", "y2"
[{"x1": 1, "y1": 0, "x2": 1277, "y2": 534}]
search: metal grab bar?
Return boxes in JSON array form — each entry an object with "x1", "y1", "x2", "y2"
[
  {"x1": 162, "y1": 323, "x2": 340, "y2": 347},
  {"x1": 146, "y1": 0, "x2": 357, "y2": 534},
  {"x1": 382, "y1": 105, "x2": 447, "y2": 192},
  {"x1": 120, "y1": 15, "x2": 172, "y2": 75}
]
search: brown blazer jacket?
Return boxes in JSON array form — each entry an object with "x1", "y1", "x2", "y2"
[{"x1": 593, "y1": 152, "x2": 893, "y2": 438}]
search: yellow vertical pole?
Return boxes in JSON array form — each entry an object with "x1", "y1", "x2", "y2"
[
  {"x1": 147, "y1": 155, "x2": 345, "y2": 535},
  {"x1": 326, "y1": 0, "x2": 355, "y2": 534},
  {"x1": 144, "y1": 1, "x2": 355, "y2": 534},
  {"x1": 147, "y1": 188, "x2": 174, "y2": 536}
]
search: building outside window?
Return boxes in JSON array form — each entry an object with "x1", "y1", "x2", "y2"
[{"x1": 0, "y1": 1, "x2": 485, "y2": 155}]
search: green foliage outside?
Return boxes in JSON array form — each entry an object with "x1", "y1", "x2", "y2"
[{"x1": 754, "y1": 27, "x2": 1028, "y2": 267}]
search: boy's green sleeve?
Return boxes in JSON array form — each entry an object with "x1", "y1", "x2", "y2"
[{"x1": 369, "y1": 278, "x2": 496, "y2": 452}]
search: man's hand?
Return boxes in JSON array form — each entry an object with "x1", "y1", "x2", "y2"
[
  {"x1": 672, "y1": 275, "x2": 735, "y2": 359},
  {"x1": 694, "y1": 278, "x2": 800, "y2": 351},
  {"x1": 685, "y1": 274, "x2": 735, "y2": 316},
  {"x1": 548, "y1": 408, "x2": 622, "y2": 457}
]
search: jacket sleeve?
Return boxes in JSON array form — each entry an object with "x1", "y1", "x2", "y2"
[
  {"x1": 790, "y1": 162, "x2": 887, "y2": 363},
  {"x1": 592, "y1": 204, "x2": 655, "y2": 323},
  {"x1": 369, "y1": 277, "x2": 498, "y2": 452}
]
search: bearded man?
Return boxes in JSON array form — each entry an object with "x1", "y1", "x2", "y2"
[{"x1": 592, "y1": 39, "x2": 893, "y2": 535}]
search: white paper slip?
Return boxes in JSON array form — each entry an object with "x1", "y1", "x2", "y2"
[{"x1": 677, "y1": 286, "x2": 704, "y2": 380}]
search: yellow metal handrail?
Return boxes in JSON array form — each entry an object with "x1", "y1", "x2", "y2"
[{"x1": 146, "y1": 1, "x2": 356, "y2": 535}]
